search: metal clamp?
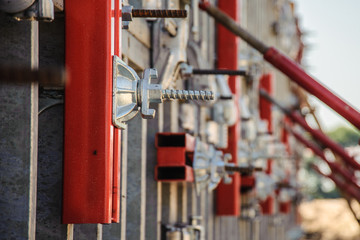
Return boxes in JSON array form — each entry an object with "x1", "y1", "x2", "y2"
[
  {"x1": 9, "y1": 0, "x2": 54, "y2": 22},
  {"x1": 193, "y1": 139, "x2": 232, "y2": 194},
  {"x1": 112, "y1": 56, "x2": 214, "y2": 129}
]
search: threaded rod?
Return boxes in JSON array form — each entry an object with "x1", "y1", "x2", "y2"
[
  {"x1": 132, "y1": 9, "x2": 187, "y2": 18},
  {"x1": 192, "y1": 69, "x2": 247, "y2": 76},
  {"x1": 225, "y1": 166, "x2": 262, "y2": 174},
  {"x1": 162, "y1": 89, "x2": 214, "y2": 101}
]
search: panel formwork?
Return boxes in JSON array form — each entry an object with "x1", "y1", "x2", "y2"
[{"x1": 0, "y1": 0, "x2": 302, "y2": 239}]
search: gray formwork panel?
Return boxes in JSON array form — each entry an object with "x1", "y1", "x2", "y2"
[{"x1": 0, "y1": 12, "x2": 38, "y2": 240}]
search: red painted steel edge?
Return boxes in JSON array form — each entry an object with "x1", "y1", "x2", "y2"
[
  {"x1": 216, "y1": 0, "x2": 241, "y2": 216},
  {"x1": 112, "y1": 0, "x2": 122, "y2": 223},
  {"x1": 264, "y1": 47, "x2": 360, "y2": 130},
  {"x1": 287, "y1": 127, "x2": 359, "y2": 189},
  {"x1": 289, "y1": 111, "x2": 360, "y2": 170},
  {"x1": 63, "y1": 0, "x2": 114, "y2": 223}
]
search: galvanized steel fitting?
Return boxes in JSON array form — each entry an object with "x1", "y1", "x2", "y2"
[{"x1": 112, "y1": 55, "x2": 214, "y2": 129}]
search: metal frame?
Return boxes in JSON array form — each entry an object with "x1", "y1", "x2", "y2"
[
  {"x1": 215, "y1": 0, "x2": 241, "y2": 216},
  {"x1": 155, "y1": 133, "x2": 195, "y2": 182},
  {"x1": 63, "y1": 0, "x2": 122, "y2": 224}
]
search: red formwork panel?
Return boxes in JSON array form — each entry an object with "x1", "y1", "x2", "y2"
[
  {"x1": 63, "y1": 0, "x2": 122, "y2": 223},
  {"x1": 259, "y1": 73, "x2": 274, "y2": 175},
  {"x1": 241, "y1": 175, "x2": 255, "y2": 188},
  {"x1": 155, "y1": 133, "x2": 195, "y2": 182},
  {"x1": 216, "y1": 0, "x2": 241, "y2": 216},
  {"x1": 281, "y1": 117, "x2": 290, "y2": 153},
  {"x1": 279, "y1": 201, "x2": 291, "y2": 214},
  {"x1": 264, "y1": 47, "x2": 360, "y2": 130},
  {"x1": 259, "y1": 73, "x2": 273, "y2": 133},
  {"x1": 240, "y1": 175, "x2": 255, "y2": 194},
  {"x1": 260, "y1": 196, "x2": 274, "y2": 215}
]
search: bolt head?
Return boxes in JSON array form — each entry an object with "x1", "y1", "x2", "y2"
[
  {"x1": 141, "y1": 108, "x2": 156, "y2": 119},
  {"x1": 149, "y1": 69, "x2": 158, "y2": 80},
  {"x1": 122, "y1": 6, "x2": 133, "y2": 21}
]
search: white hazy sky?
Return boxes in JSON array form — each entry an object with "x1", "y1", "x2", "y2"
[{"x1": 294, "y1": 0, "x2": 360, "y2": 131}]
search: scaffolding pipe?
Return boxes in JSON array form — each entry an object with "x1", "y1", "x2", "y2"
[
  {"x1": 260, "y1": 89, "x2": 360, "y2": 170},
  {"x1": 199, "y1": 2, "x2": 360, "y2": 130},
  {"x1": 311, "y1": 164, "x2": 360, "y2": 202},
  {"x1": 285, "y1": 125, "x2": 359, "y2": 189}
]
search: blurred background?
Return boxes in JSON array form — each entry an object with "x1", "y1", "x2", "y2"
[{"x1": 295, "y1": 1, "x2": 360, "y2": 239}]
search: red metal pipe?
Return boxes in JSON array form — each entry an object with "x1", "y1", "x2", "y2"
[
  {"x1": 260, "y1": 89, "x2": 360, "y2": 171},
  {"x1": 287, "y1": 126, "x2": 359, "y2": 189},
  {"x1": 199, "y1": 3, "x2": 360, "y2": 130},
  {"x1": 263, "y1": 47, "x2": 360, "y2": 130},
  {"x1": 311, "y1": 165, "x2": 360, "y2": 202},
  {"x1": 289, "y1": 112, "x2": 360, "y2": 170},
  {"x1": 215, "y1": 0, "x2": 241, "y2": 216}
]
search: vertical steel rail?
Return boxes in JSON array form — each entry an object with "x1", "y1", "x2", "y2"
[
  {"x1": 112, "y1": 0, "x2": 122, "y2": 223},
  {"x1": 215, "y1": 0, "x2": 241, "y2": 216},
  {"x1": 258, "y1": 73, "x2": 275, "y2": 215},
  {"x1": 259, "y1": 73, "x2": 273, "y2": 173},
  {"x1": 63, "y1": 0, "x2": 114, "y2": 223}
]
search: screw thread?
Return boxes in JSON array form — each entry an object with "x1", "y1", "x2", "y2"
[
  {"x1": 132, "y1": 9, "x2": 187, "y2": 18},
  {"x1": 192, "y1": 69, "x2": 247, "y2": 76},
  {"x1": 224, "y1": 165, "x2": 263, "y2": 174},
  {"x1": 162, "y1": 89, "x2": 214, "y2": 101}
]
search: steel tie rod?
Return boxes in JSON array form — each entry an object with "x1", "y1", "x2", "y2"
[
  {"x1": 192, "y1": 69, "x2": 247, "y2": 76},
  {"x1": 132, "y1": 9, "x2": 187, "y2": 18},
  {"x1": 224, "y1": 165, "x2": 262, "y2": 174}
]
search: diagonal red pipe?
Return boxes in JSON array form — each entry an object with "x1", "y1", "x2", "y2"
[
  {"x1": 289, "y1": 112, "x2": 360, "y2": 170},
  {"x1": 199, "y1": 2, "x2": 360, "y2": 130},
  {"x1": 286, "y1": 126, "x2": 359, "y2": 189},
  {"x1": 260, "y1": 89, "x2": 360, "y2": 171},
  {"x1": 311, "y1": 164, "x2": 360, "y2": 202}
]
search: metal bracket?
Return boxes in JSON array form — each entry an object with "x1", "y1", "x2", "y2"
[
  {"x1": 11, "y1": 0, "x2": 54, "y2": 22},
  {"x1": 113, "y1": 55, "x2": 214, "y2": 129},
  {"x1": 112, "y1": 55, "x2": 140, "y2": 129},
  {"x1": 193, "y1": 139, "x2": 233, "y2": 195}
]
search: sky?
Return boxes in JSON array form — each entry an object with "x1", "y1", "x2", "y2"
[{"x1": 294, "y1": 0, "x2": 360, "y2": 131}]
